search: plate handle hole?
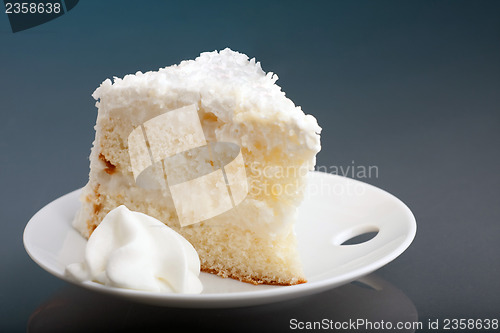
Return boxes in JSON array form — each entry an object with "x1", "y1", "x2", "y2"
[
  {"x1": 334, "y1": 226, "x2": 379, "y2": 246},
  {"x1": 341, "y1": 231, "x2": 378, "y2": 245}
]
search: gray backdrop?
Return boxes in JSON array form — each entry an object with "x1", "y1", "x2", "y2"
[{"x1": 1, "y1": 1, "x2": 499, "y2": 331}]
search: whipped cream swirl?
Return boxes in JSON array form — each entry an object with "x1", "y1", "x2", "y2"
[{"x1": 66, "y1": 205, "x2": 203, "y2": 294}]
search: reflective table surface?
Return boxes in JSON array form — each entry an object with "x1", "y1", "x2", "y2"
[{"x1": 28, "y1": 274, "x2": 418, "y2": 332}]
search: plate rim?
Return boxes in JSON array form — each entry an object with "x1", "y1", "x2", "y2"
[{"x1": 23, "y1": 172, "x2": 417, "y2": 307}]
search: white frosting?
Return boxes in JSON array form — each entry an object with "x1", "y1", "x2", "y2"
[
  {"x1": 92, "y1": 48, "x2": 321, "y2": 153},
  {"x1": 66, "y1": 205, "x2": 203, "y2": 294}
]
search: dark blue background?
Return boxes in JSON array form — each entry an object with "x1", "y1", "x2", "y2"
[{"x1": 1, "y1": 1, "x2": 499, "y2": 331}]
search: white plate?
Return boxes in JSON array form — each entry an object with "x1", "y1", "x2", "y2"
[{"x1": 23, "y1": 172, "x2": 416, "y2": 308}]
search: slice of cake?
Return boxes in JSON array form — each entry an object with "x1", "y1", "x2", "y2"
[{"x1": 74, "y1": 48, "x2": 321, "y2": 285}]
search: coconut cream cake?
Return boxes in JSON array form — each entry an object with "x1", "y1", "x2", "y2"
[{"x1": 74, "y1": 48, "x2": 321, "y2": 285}]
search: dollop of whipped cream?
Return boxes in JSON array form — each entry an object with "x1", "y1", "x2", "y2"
[{"x1": 65, "y1": 205, "x2": 203, "y2": 294}]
